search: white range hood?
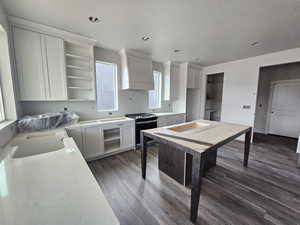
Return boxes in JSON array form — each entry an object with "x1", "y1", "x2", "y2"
[{"x1": 119, "y1": 48, "x2": 154, "y2": 90}]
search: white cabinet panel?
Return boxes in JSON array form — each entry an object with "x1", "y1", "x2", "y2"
[
  {"x1": 13, "y1": 26, "x2": 67, "y2": 101},
  {"x1": 170, "y1": 63, "x2": 180, "y2": 100},
  {"x1": 65, "y1": 127, "x2": 84, "y2": 154},
  {"x1": 13, "y1": 27, "x2": 46, "y2": 100},
  {"x1": 121, "y1": 124, "x2": 135, "y2": 148},
  {"x1": 44, "y1": 35, "x2": 67, "y2": 100},
  {"x1": 83, "y1": 126, "x2": 104, "y2": 159},
  {"x1": 164, "y1": 62, "x2": 180, "y2": 101},
  {"x1": 186, "y1": 63, "x2": 202, "y2": 89}
]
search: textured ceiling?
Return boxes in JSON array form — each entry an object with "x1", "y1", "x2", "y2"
[{"x1": 3, "y1": 0, "x2": 300, "y2": 65}]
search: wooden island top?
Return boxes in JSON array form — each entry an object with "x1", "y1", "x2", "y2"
[
  {"x1": 143, "y1": 120, "x2": 251, "y2": 154},
  {"x1": 140, "y1": 120, "x2": 252, "y2": 223}
]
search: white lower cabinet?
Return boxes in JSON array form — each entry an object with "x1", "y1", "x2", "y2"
[
  {"x1": 83, "y1": 126, "x2": 104, "y2": 159},
  {"x1": 121, "y1": 124, "x2": 135, "y2": 149},
  {"x1": 67, "y1": 120, "x2": 135, "y2": 161}
]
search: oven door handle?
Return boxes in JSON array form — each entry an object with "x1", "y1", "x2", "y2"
[{"x1": 136, "y1": 120, "x2": 157, "y2": 125}]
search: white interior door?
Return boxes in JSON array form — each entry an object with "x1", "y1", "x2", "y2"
[{"x1": 268, "y1": 80, "x2": 300, "y2": 138}]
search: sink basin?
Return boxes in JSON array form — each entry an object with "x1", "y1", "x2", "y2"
[
  {"x1": 167, "y1": 122, "x2": 212, "y2": 133},
  {"x1": 11, "y1": 133, "x2": 65, "y2": 158}
]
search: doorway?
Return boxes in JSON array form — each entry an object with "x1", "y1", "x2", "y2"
[
  {"x1": 267, "y1": 79, "x2": 300, "y2": 138},
  {"x1": 204, "y1": 73, "x2": 224, "y2": 121},
  {"x1": 254, "y1": 62, "x2": 300, "y2": 139}
]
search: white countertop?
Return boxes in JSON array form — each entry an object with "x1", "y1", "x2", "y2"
[
  {"x1": 154, "y1": 112, "x2": 185, "y2": 116},
  {"x1": 71, "y1": 117, "x2": 134, "y2": 128},
  {"x1": 0, "y1": 130, "x2": 119, "y2": 225}
]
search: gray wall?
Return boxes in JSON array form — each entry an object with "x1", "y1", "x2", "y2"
[
  {"x1": 254, "y1": 62, "x2": 300, "y2": 133},
  {"x1": 20, "y1": 47, "x2": 172, "y2": 120}
]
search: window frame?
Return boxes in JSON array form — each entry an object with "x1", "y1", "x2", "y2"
[
  {"x1": 0, "y1": 83, "x2": 5, "y2": 123},
  {"x1": 95, "y1": 60, "x2": 119, "y2": 112},
  {"x1": 148, "y1": 70, "x2": 162, "y2": 109}
]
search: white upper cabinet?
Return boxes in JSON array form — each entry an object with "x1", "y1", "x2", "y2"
[
  {"x1": 119, "y1": 49, "x2": 154, "y2": 90},
  {"x1": 12, "y1": 26, "x2": 67, "y2": 101},
  {"x1": 163, "y1": 61, "x2": 180, "y2": 101},
  {"x1": 43, "y1": 35, "x2": 67, "y2": 100},
  {"x1": 9, "y1": 16, "x2": 96, "y2": 102},
  {"x1": 184, "y1": 63, "x2": 202, "y2": 89},
  {"x1": 13, "y1": 27, "x2": 47, "y2": 101}
]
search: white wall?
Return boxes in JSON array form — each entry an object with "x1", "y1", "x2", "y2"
[
  {"x1": 21, "y1": 47, "x2": 172, "y2": 120},
  {"x1": 202, "y1": 47, "x2": 300, "y2": 129}
]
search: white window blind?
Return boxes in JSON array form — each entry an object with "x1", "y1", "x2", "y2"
[
  {"x1": 149, "y1": 71, "x2": 162, "y2": 109},
  {"x1": 96, "y1": 61, "x2": 118, "y2": 111}
]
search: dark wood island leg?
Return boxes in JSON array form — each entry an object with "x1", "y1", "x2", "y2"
[
  {"x1": 243, "y1": 128, "x2": 252, "y2": 167},
  {"x1": 141, "y1": 132, "x2": 149, "y2": 179},
  {"x1": 190, "y1": 153, "x2": 205, "y2": 223}
]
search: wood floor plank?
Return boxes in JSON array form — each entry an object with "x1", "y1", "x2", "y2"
[{"x1": 88, "y1": 134, "x2": 300, "y2": 225}]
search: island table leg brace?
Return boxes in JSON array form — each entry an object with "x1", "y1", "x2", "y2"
[{"x1": 141, "y1": 128, "x2": 252, "y2": 223}]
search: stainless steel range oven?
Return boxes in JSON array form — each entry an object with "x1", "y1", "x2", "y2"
[{"x1": 125, "y1": 113, "x2": 157, "y2": 145}]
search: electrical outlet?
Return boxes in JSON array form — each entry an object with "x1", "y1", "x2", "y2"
[{"x1": 243, "y1": 105, "x2": 251, "y2": 109}]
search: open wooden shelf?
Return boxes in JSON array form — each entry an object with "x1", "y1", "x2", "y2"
[
  {"x1": 104, "y1": 136, "x2": 121, "y2": 142},
  {"x1": 68, "y1": 86, "x2": 93, "y2": 90},
  {"x1": 66, "y1": 53, "x2": 90, "y2": 61},
  {"x1": 66, "y1": 64, "x2": 91, "y2": 71},
  {"x1": 65, "y1": 41, "x2": 95, "y2": 101},
  {"x1": 67, "y1": 75, "x2": 92, "y2": 81}
]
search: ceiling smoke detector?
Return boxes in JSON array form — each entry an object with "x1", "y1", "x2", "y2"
[
  {"x1": 89, "y1": 16, "x2": 100, "y2": 23},
  {"x1": 141, "y1": 36, "x2": 150, "y2": 41}
]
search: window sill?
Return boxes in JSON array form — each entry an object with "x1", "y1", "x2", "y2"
[{"x1": 0, "y1": 120, "x2": 16, "y2": 131}]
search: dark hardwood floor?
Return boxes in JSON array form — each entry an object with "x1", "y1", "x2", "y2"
[{"x1": 88, "y1": 134, "x2": 300, "y2": 225}]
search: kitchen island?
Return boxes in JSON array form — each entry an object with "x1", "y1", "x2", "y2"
[{"x1": 140, "y1": 120, "x2": 252, "y2": 223}]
